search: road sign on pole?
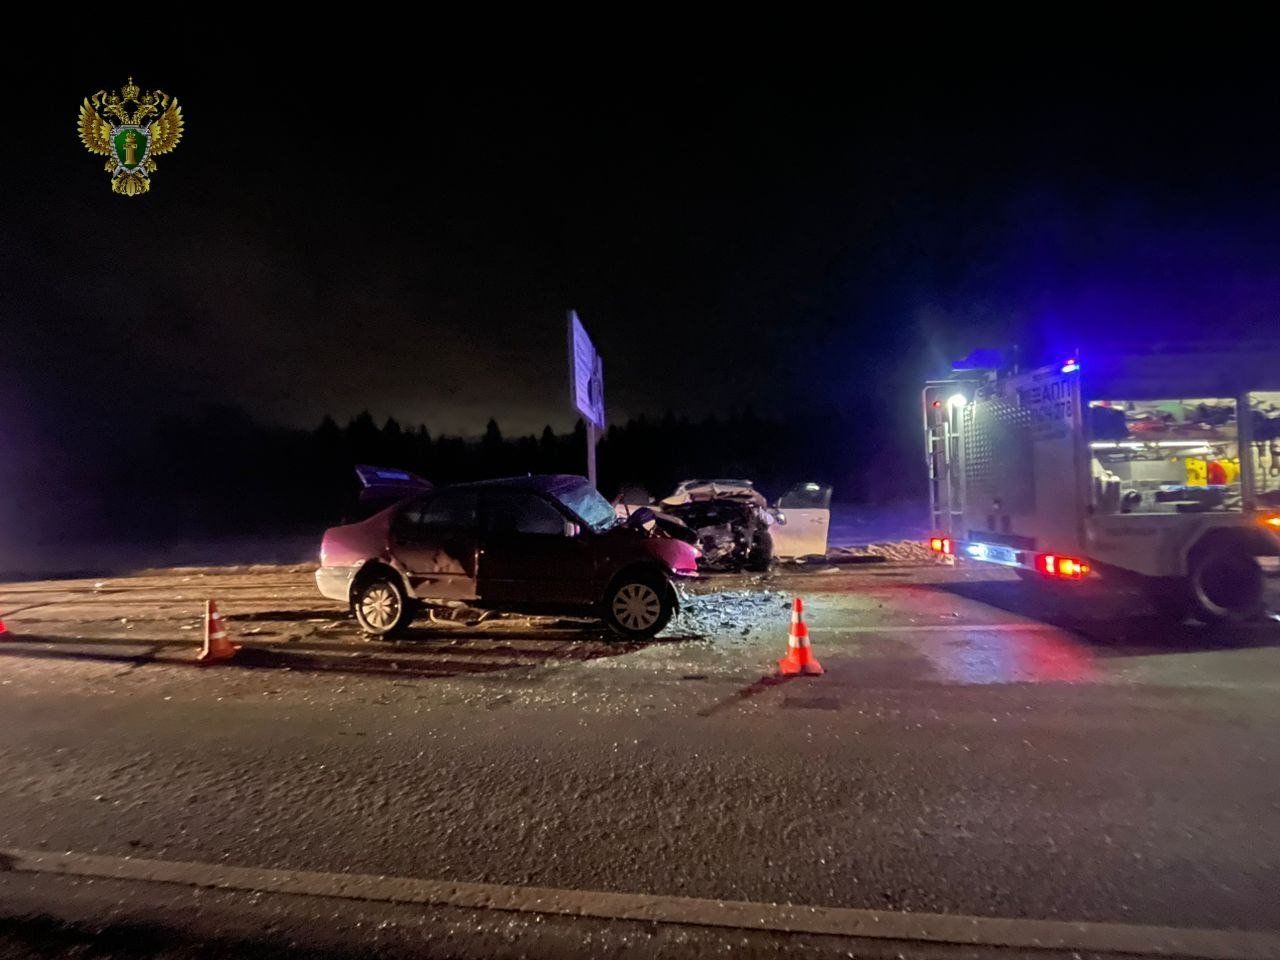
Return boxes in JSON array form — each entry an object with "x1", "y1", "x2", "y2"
[{"x1": 567, "y1": 310, "x2": 605, "y2": 487}]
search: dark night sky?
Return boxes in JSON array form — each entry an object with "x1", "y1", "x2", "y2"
[{"x1": 4, "y1": 38, "x2": 1280, "y2": 455}]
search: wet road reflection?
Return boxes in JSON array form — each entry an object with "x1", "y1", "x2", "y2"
[
  {"x1": 928, "y1": 627, "x2": 1096, "y2": 684},
  {"x1": 811, "y1": 572, "x2": 1280, "y2": 688}
]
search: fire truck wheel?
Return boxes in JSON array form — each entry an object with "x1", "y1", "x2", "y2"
[{"x1": 1186, "y1": 548, "x2": 1265, "y2": 624}]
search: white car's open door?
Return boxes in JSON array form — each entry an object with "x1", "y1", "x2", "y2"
[{"x1": 770, "y1": 483, "x2": 833, "y2": 559}]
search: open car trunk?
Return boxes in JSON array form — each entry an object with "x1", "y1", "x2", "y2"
[{"x1": 343, "y1": 465, "x2": 433, "y2": 522}]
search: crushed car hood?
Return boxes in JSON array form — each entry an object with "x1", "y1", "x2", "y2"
[{"x1": 660, "y1": 479, "x2": 769, "y2": 509}]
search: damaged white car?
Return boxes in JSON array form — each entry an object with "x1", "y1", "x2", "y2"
[{"x1": 615, "y1": 479, "x2": 833, "y2": 570}]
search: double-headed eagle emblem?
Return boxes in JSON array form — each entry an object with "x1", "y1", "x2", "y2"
[{"x1": 79, "y1": 77, "x2": 183, "y2": 196}]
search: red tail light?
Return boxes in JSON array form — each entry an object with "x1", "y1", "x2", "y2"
[
  {"x1": 929, "y1": 537, "x2": 954, "y2": 555},
  {"x1": 1036, "y1": 553, "x2": 1091, "y2": 580}
]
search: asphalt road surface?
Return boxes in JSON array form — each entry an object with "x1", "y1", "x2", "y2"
[{"x1": 1, "y1": 559, "x2": 1279, "y2": 958}]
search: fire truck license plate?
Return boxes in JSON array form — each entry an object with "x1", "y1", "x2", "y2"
[{"x1": 984, "y1": 544, "x2": 1017, "y2": 565}]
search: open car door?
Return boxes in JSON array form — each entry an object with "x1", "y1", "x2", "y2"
[{"x1": 770, "y1": 483, "x2": 833, "y2": 559}]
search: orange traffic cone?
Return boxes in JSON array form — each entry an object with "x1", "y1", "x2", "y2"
[
  {"x1": 778, "y1": 597, "x2": 823, "y2": 676},
  {"x1": 197, "y1": 600, "x2": 239, "y2": 664}
]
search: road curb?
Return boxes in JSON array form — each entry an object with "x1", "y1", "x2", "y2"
[{"x1": 4, "y1": 848, "x2": 1277, "y2": 959}]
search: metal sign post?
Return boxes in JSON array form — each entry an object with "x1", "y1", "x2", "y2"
[
  {"x1": 567, "y1": 310, "x2": 606, "y2": 487},
  {"x1": 586, "y1": 422, "x2": 598, "y2": 487}
]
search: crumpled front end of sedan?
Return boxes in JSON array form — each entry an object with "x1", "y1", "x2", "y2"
[{"x1": 640, "y1": 533, "x2": 702, "y2": 580}]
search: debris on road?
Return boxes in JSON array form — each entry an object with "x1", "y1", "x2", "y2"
[{"x1": 670, "y1": 588, "x2": 788, "y2": 639}]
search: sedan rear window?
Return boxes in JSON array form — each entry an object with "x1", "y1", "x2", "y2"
[{"x1": 398, "y1": 490, "x2": 478, "y2": 537}]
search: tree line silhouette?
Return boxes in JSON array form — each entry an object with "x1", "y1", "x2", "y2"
[{"x1": 8, "y1": 404, "x2": 922, "y2": 545}]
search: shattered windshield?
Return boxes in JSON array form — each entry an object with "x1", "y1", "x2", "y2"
[{"x1": 555, "y1": 480, "x2": 620, "y2": 531}]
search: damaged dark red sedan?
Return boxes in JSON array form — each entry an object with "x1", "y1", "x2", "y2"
[{"x1": 317, "y1": 471, "x2": 699, "y2": 638}]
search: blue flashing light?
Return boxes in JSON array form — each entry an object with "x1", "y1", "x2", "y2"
[{"x1": 1061, "y1": 359, "x2": 1080, "y2": 374}]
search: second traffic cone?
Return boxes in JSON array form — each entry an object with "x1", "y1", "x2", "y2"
[
  {"x1": 778, "y1": 597, "x2": 823, "y2": 676},
  {"x1": 197, "y1": 599, "x2": 239, "y2": 664}
]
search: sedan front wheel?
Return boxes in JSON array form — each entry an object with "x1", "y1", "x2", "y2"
[{"x1": 604, "y1": 573, "x2": 674, "y2": 639}]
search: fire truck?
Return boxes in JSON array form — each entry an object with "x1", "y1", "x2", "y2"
[{"x1": 925, "y1": 347, "x2": 1280, "y2": 622}]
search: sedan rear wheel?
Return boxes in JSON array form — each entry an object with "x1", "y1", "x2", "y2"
[
  {"x1": 605, "y1": 574, "x2": 674, "y2": 639},
  {"x1": 353, "y1": 575, "x2": 413, "y2": 637}
]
